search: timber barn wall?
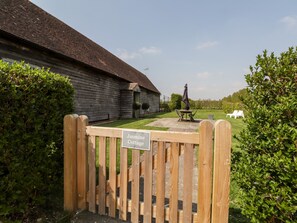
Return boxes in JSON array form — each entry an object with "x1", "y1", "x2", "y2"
[
  {"x1": 120, "y1": 90, "x2": 133, "y2": 119},
  {"x1": 0, "y1": 36, "x2": 136, "y2": 122},
  {"x1": 140, "y1": 88, "x2": 160, "y2": 113}
]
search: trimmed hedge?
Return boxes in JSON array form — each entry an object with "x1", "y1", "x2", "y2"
[
  {"x1": 234, "y1": 48, "x2": 297, "y2": 222},
  {"x1": 0, "y1": 61, "x2": 74, "y2": 220},
  {"x1": 142, "y1": 102, "x2": 150, "y2": 110}
]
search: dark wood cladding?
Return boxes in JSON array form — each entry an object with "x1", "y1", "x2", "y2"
[
  {"x1": 0, "y1": 37, "x2": 160, "y2": 122},
  {"x1": 140, "y1": 89, "x2": 160, "y2": 113},
  {"x1": 120, "y1": 90, "x2": 133, "y2": 119},
  {"x1": 0, "y1": 37, "x2": 120, "y2": 122}
]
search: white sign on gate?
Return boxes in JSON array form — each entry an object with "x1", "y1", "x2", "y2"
[{"x1": 122, "y1": 129, "x2": 151, "y2": 150}]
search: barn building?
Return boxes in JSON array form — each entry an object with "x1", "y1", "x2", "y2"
[{"x1": 0, "y1": 0, "x2": 160, "y2": 122}]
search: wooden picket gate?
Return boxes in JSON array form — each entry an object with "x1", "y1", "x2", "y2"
[{"x1": 64, "y1": 114, "x2": 231, "y2": 223}]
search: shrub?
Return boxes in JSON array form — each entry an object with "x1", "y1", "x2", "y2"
[
  {"x1": 168, "y1": 93, "x2": 182, "y2": 111},
  {"x1": 133, "y1": 102, "x2": 141, "y2": 110},
  {"x1": 0, "y1": 61, "x2": 74, "y2": 220},
  {"x1": 233, "y1": 48, "x2": 297, "y2": 222},
  {"x1": 141, "y1": 102, "x2": 150, "y2": 111},
  {"x1": 160, "y1": 101, "x2": 170, "y2": 112}
]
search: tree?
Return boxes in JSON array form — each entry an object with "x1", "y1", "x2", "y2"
[
  {"x1": 233, "y1": 48, "x2": 297, "y2": 222},
  {"x1": 169, "y1": 93, "x2": 182, "y2": 110},
  {"x1": 221, "y1": 88, "x2": 247, "y2": 113}
]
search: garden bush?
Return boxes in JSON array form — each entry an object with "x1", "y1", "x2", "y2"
[
  {"x1": 233, "y1": 48, "x2": 297, "y2": 222},
  {"x1": 168, "y1": 93, "x2": 182, "y2": 110},
  {"x1": 0, "y1": 61, "x2": 74, "y2": 220},
  {"x1": 160, "y1": 101, "x2": 170, "y2": 112},
  {"x1": 133, "y1": 102, "x2": 141, "y2": 110},
  {"x1": 141, "y1": 102, "x2": 150, "y2": 111}
]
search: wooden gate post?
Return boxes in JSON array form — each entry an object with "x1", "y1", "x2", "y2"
[
  {"x1": 197, "y1": 120, "x2": 214, "y2": 223},
  {"x1": 64, "y1": 114, "x2": 78, "y2": 212},
  {"x1": 77, "y1": 115, "x2": 89, "y2": 210},
  {"x1": 211, "y1": 120, "x2": 231, "y2": 223}
]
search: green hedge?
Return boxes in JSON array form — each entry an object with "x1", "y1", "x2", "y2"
[
  {"x1": 0, "y1": 61, "x2": 74, "y2": 220},
  {"x1": 234, "y1": 48, "x2": 297, "y2": 222}
]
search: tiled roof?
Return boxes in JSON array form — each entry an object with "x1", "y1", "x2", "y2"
[{"x1": 0, "y1": 0, "x2": 160, "y2": 93}]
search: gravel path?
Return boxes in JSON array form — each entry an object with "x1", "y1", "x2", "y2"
[
  {"x1": 146, "y1": 118, "x2": 201, "y2": 132},
  {"x1": 71, "y1": 211, "x2": 126, "y2": 223}
]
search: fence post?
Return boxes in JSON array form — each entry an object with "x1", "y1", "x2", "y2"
[
  {"x1": 77, "y1": 115, "x2": 89, "y2": 210},
  {"x1": 197, "y1": 120, "x2": 214, "y2": 223},
  {"x1": 211, "y1": 120, "x2": 231, "y2": 223},
  {"x1": 64, "y1": 114, "x2": 78, "y2": 212}
]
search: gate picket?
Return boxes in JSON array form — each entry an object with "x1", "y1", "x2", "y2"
[
  {"x1": 119, "y1": 145, "x2": 128, "y2": 220},
  {"x1": 88, "y1": 135, "x2": 96, "y2": 213},
  {"x1": 143, "y1": 146, "x2": 153, "y2": 223},
  {"x1": 98, "y1": 136, "x2": 106, "y2": 215},
  {"x1": 156, "y1": 141, "x2": 165, "y2": 223},
  {"x1": 108, "y1": 137, "x2": 117, "y2": 217},
  {"x1": 131, "y1": 150, "x2": 140, "y2": 223},
  {"x1": 183, "y1": 143, "x2": 194, "y2": 223},
  {"x1": 169, "y1": 142, "x2": 179, "y2": 223}
]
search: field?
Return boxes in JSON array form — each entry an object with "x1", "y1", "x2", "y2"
[{"x1": 98, "y1": 109, "x2": 250, "y2": 222}]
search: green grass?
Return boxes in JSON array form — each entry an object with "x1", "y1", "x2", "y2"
[
  {"x1": 98, "y1": 117, "x2": 168, "y2": 130},
  {"x1": 99, "y1": 110, "x2": 244, "y2": 148},
  {"x1": 96, "y1": 109, "x2": 249, "y2": 222}
]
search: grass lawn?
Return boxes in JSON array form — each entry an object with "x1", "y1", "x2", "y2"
[
  {"x1": 99, "y1": 109, "x2": 245, "y2": 149},
  {"x1": 97, "y1": 109, "x2": 250, "y2": 222}
]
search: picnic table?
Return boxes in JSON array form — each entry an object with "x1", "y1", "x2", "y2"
[{"x1": 176, "y1": 109, "x2": 196, "y2": 122}]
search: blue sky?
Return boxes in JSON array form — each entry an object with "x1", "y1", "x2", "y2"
[{"x1": 31, "y1": 0, "x2": 297, "y2": 100}]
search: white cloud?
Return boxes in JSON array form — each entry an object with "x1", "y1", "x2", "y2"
[
  {"x1": 117, "y1": 46, "x2": 161, "y2": 61},
  {"x1": 139, "y1": 46, "x2": 161, "y2": 55},
  {"x1": 196, "y1": 41, "x2": 219, "y2": 50},
  {"x1": 196, "y1": 71, "x2": 211, "y2": 79},
  {"x1": 116, "y1": 49, "x2": 140, "y2": 60},
  {"x1": 280, "y1": 16, "x2": 297, "y2": 29}
]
